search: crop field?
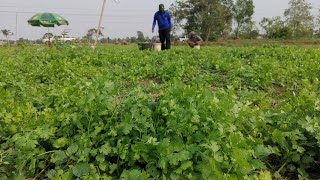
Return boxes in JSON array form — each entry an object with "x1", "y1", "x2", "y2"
[{"x1": 0, "y1": 45, "x2": 320, "y2": 179}]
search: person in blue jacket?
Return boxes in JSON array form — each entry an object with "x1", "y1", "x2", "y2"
[{"x1": 152, "y1": 4, "x2": 172, "y2": 50}]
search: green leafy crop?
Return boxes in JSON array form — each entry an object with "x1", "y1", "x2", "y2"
[{"x1": 0, "y1": 45, "x2": 319, "y2": 179}]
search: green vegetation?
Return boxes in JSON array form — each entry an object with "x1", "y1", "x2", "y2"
[
  {"x1": 172, "y1": 0, "x2": 318, "y2": 40},
  {"x1": 0, "y1": 45, "x2": 320, "y2": 179}
]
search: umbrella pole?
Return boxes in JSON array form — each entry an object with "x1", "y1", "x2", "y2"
[{"x1": 93, "y1": 0, "x2": 107, "y2": 49}]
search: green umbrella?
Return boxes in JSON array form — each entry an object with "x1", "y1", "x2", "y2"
[{"x1": 28, "y1": 12, "x2": 69, "y2": 27}]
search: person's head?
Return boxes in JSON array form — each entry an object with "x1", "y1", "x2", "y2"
[
  {"x1": 190, "y1": 31, "x2": 197, "y2": 37},
  {"x1": 159, "y1": 4, "x2": 165, "y2": 13}
]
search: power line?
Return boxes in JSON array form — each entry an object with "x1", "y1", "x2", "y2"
[
  {"x1": 0, "y1": 10, "x2": 152, "y2": 19},
  {"x1": 0, "y1": 5, "x2": 155, "y2": 12},
  {"x1": 0, "y1": 10, "x2": 153, "y2": 18},
  {"x1": 0, "y1": 6, "x2": 158, "y2": 40},
  {"x1": 0, "y1": 5, "x2": 99, "y2": 11}
]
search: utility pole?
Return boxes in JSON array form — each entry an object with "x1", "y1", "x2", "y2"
[{"x1": 93, "y1": 0, "x2": 107, "y2": 48}]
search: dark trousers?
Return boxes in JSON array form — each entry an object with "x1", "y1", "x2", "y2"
[{"x1": 159, "y1": 28, "x2": 171, "y2": 50}]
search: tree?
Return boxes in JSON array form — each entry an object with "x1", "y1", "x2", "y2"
[
  {"x1": 260, "y1": 17, "x2": 275, "y2": 38},
  {"x1": 1, "y1": 29, "x2": 13, "y2": 44},
  {"x1": 232, "y1": 0, "x2": 255, "y2": 38},
  {"x1": 34, "y1": 39, "x2": 43, "y2": 44},
  {"x1": 284, "y1": 0, "x2": 314, "y2": 38},
  {"x1": 100, "y1": 37, "x2": 112, "y2": 44},
  {"x1": 87, "y1": 28, "x2": 103, "y2": 44},
  {"x1": 171, "y1": 0, "x2": 233, "y2": 41},
  {"x1": 130, "y1": 36, "x2": 137, "y2": 43},
  {"x1": 314, "y1": 9, "x2": 320, "y2": 37},
  {"x1": 238, "y1": 21, "x2": 259, "y2": 39},
  {"x1": 16, "y1": 38, "x2": 31, "y2": 45},
  {"x1": 136, "y1": 31, "x2": 145, "y2": 42},
  {"x1": 260, "y1": 16, "x2": 292, "y2": 39},
  {"x1": 62, "y1": 29, "x2": 71, "y2": 37}
]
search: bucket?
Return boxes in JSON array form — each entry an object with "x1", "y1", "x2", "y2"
[
  {"x1": 194, "y1": 45, "x2": 201, "y2": 49},
  {"x1": 153, "y1": 43, "x2": 162, "y2": 51}
]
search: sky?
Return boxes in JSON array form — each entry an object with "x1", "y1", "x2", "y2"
[{"x1": 0, "y1": 0, "x2": 320, "y2": 40}]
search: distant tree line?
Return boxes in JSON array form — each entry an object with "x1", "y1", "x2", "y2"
[
  {"x1": 84, "y1": 30, "x2": 152, "y2": 44},
  {"x1": 171, "y1": 0, "x2": 320, "y2": 40},
  {"x1": 1, "y1": 29, "x2": 154, "y2": 45},
  {"x1": 2, "y1": 0, "x2": 319, "y2": 44}
]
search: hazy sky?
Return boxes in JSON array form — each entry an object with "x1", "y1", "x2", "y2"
[{"x1": 0, "y1": 0, "x2": 320, "y2": 40}]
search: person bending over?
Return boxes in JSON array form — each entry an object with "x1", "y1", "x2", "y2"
[{"x1": 188, "y1": 31, "x2": 203, "y2": 48}]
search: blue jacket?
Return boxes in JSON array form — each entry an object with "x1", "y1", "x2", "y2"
[{"x1": 152, "y1": 10, "x2": 172, "y2": 31}]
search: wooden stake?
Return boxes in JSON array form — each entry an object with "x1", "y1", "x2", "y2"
[{"x1": 93, "y1": 0, "x2": 107, "y2": 48}]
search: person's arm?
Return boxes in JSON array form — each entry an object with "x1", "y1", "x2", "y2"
[
  {"x1": 196, "y1": 36, "x2": 203, "y2": 45},
  {"x1": 188, "y1": 39, "x2": 194, "y2": 47},
  {"x1": 152, "y1": 13, "x2": 157, "y2": 33}
]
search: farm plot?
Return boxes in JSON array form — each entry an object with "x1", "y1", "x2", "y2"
[{"x1": 0, "y1": 45, "x2": 319, "y2": 179}]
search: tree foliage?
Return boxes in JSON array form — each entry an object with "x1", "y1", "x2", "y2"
[
  {"x1": 87, "y1": 28, "x2": 104, "y2": 44},
  {"x1": 314, "y1": 9, "x2": 320, "y2": 37},
  {"x1": 260, "y1": 17, "x2": 292, "y2": 39},
  {"x1": 61, "y1": 29, "x2": 70, "y2": 37},
  {"x1": 284, "y1": 0, "x2": 314, "y2": 38},
  {"x1": 259, "y1": 0, "x2": 314, "y2": 39},
  {"x1": 232, "y1": 0, "x2": 255, "y2": 38},
  {"x1": 136, "y1": 31, "x2": 145, "y2": 42},
  {"x1": 1, "y1": 29, "x2": 13, "y2": 44},
  {"x1": 238, "y1": 21, "x2": 259, "y2": 39},
  {"x1": 171, "y1": 0, "x2": 233, "y2": 41}
]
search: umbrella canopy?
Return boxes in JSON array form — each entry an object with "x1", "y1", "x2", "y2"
[{"x1": 28, "y1": 13, "x2": 69, "y2": 27}]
